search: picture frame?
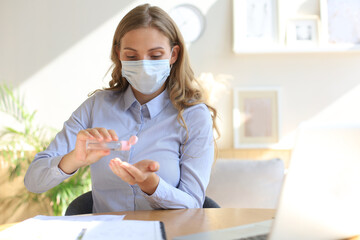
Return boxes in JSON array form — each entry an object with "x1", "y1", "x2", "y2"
[
  {"x1": 233, "y1": 87, "x2": 280, "y2": 148},
  {"x1": 286, "y1": 16, "x2": 320, "y2": 47},
  {"x1": 320, "y1": 0, "x2": 360, "y2": 47},
  {"x1": 233, "y1": 0, "x2": 279, "y2": 52}
]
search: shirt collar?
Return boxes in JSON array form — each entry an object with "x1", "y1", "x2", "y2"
[
  {"x1": 145, "y1": 89, "x2": 170, "y2": 119},
  {"x1": 123, "y1": 86, "x2": 171, "y2": 119},
  {"x1": 123, "y1": 86, "x2": 138, "y2": 111}
]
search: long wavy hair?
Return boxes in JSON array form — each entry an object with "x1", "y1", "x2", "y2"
[{"x1": 100, "y1": 4, "x2": 219, "y2": 143}]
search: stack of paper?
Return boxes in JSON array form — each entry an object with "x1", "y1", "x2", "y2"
[{"x1": 0, "y1": 215, "x2": 165, "y2": 240}]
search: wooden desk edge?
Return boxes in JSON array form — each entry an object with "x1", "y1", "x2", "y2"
[{"x1": 0, "y1": 208, "x2": 359, "y2": 240}]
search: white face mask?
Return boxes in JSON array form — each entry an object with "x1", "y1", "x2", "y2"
[{"x1": 121, "y1": 54, "x2": 172, "y2": 95}]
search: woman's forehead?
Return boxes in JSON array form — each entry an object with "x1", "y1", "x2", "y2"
[{"x1": 121, "y1": 27, "x2": 170, "y2": 50}]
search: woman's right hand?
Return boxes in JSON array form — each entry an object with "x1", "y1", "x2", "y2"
[{"x1": 58, "y1": 128, "x2": 118, "y2": 174}]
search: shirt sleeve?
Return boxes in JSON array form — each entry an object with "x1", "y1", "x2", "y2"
[
  {"x1": 24, "y1": 96, "x2": 94, "y2": 193},
  {"x1": 141, "y1": 104, "x2": 215, "y2": 209}
]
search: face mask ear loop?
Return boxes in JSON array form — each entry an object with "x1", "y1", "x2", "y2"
[{"x1": 169, "y1": 48, "x2": 174, "y2": 69}]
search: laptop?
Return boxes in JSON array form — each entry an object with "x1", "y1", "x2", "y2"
[{"x1": 175, "y1": 122, "x2": 360, "y2": 240}]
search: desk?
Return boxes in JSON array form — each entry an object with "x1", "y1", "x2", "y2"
[
  {"x1": 1, "y1": 208, "x2": 358, "y2": 240},
  {"x1": 100, "y1": 208, "x2": 275, "y2": 239},
  {"x1": 0, "y1": 208, "x2": 275, "y2": 239}
]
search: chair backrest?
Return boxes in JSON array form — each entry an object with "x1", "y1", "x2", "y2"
[
  {"x1": 206, "y1": 158, "x2": 285, "y2": 209},
  {"x1": 65, "y1": 191, "x2": 93, "y2": 216},
  {"x1": 65, "y1": 192, "x2": 219, "y2": 215},
  {"x1": 203, "y1": 196, "x2": 220, "y2": 208}
]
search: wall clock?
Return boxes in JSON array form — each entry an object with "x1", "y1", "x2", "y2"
[{"x1": 169, "y1": 4, "x2": 206, "y2": 43}]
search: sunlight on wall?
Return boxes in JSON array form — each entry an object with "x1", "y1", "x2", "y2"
[
  {"x1": 13, "y1": 0, "x2": 219, "y2": 131},
  {"x1": 280, "y1": 84, "x2": 360, "y2": 149},
  {"x1": 197, "y1": 72, "x2": 232, "y2": 141},
  {"x1": 197, "y1": 72, "x2": 231, "y2": 105},
  {"x1": 158, "y1": 0, "x2": 218, "y2": 13},
  {"x1": 17, "y1": 1, "x2": 145, "y2": 130},
  {"x1": 3, "y1": 0, "x2": 360, "y2": 150},
  {"x1": 308, "y1": 83, "x2": 360, "y2": 124}
]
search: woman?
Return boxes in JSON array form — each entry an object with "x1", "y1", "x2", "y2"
[{"x1": 25, "y1": 3, "x2": 218, "y2": 213}]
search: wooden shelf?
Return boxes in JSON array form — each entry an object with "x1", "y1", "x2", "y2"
[
  {"x1": 232, "y1": 0, "x2": 360, "y2": 54},
  {"x1": 233, "y1": 45, "x2": 360, "y2": 54}
]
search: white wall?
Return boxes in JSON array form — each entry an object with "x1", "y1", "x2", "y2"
[{"x1": 1, "y1": 0, "x2": 360, "y2": 150}]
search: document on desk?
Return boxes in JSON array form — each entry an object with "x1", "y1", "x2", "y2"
[{"x1": 0, "y1": 215, "x2": 166, "y2": 240}]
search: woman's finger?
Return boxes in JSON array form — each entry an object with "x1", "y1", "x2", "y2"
[
  {"x1": 87, "y1": 128, "x2": 103, "y2": 141},
  {"x1": 148, "y1": 161, "x2": 160, "y2": 172},
  {"x1": 120, "y1": 162, "x2": 147, "y2": 182},
  {"x1": 108, "y1": 129, "x2": 119, "y2": 141},
  {"x1": 109, "y1": 159, "x2": 136, "y2": 185},
  {"x1": 77, "y1": 129, "x2": 96, "y2": 141},
  {"x1": 109, "y1": 159, "x2": 126, "y2": 175},
  {"x1": 96, "y1": 127, "x2": 113, "y2": 141}
]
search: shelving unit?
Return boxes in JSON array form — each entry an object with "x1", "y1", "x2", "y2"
[
  {"x1": 233, "y1": 45, "x2": 360, "y2": 54},
  {"x1": 233, "y1": 0, "x2": 360, "y2": 54}
]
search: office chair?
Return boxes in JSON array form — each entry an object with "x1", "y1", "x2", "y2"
[{"x1": 65, "y1": 191, "x2": 220, "y2": 216}]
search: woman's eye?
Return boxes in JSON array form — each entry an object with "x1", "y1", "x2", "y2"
[
  {"x1": 151, "y1": 55, "x2": 161, "y2": 59},
  {"x1": 126, "y1": 55, "x2": 136, "y2": 59}
]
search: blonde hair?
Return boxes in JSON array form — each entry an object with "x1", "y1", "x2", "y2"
[{"x1": 102, "y1": 4, "x2": 219, "y2": 143}]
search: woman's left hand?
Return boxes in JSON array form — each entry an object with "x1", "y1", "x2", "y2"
[{"x1": 109, "y1": 158, "x2": 160, "y2": 195}]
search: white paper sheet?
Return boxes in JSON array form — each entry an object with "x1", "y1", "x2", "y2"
[{"x1": 0, "y1": 215, "x2": 164, "y2": 240}]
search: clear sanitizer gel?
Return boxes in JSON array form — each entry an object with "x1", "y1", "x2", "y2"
[{"x1": 86, "y1": 135, "x2": 138, "y2": 151}]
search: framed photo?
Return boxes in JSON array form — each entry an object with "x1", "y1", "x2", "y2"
[
  {"x1": 233, "y1": 88, "x2": 280, "y2": 148},
  {"x1": 233, "y1": 0, "x2": 278, "y2": 52},
  {"x1": 286, "y1": 16, "x2": 319, "y2": 47},
  {"x1": 320, "y1": 0, "x2": 360, "y2": 46}
]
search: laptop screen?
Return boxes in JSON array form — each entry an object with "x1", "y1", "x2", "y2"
[{"x1": 269, "y1": 123, "x2": 360, "y2": 240}]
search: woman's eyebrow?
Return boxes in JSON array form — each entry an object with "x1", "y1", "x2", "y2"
[
  {"x1": 148, "y1": 47, "x2": 165, "y2": 52},
  {"x1": 122, "y1": 47, "x2": 164, "y2": 52},
  {"x1": 123, "y1": 47, "x2": 137, "y2": 51}
]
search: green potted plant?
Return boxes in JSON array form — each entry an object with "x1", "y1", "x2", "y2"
[{"x1": 0, "y1": 84, "x2": 91, "y2": 217}]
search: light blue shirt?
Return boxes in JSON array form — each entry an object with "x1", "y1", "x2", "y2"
[{"x1": 24, "y1": 87, "x2": 214, "y2": 213}]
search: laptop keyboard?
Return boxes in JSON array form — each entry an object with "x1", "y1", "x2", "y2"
[{"x1": 236, "y1": 233, "x2": 268, "y2": 240}]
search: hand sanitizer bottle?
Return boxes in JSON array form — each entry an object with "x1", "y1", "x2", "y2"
[{"x1": 86, "y1": 135, "x2": 138, "y2": 151}]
